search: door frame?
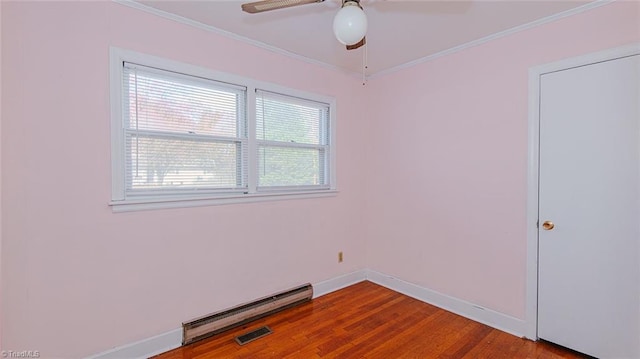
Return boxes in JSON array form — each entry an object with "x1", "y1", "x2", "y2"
[{"x1": 525, "y1": 42, "x2": 640, "y2": 340}]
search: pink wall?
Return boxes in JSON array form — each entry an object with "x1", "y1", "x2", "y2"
[
  {"x1": 364, "y1": 1, "x2": 640, "y2": 319},
  {"x1": 0, "y1": 2, "x2": 367, "y2": 357},
  {"x1": 2, "y1": 1, "x2": 639, "y2": 357}
]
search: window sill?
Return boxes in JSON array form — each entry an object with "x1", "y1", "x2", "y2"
[{"x1": 109, "y1": 190, "x2": 338, "y2": 213}]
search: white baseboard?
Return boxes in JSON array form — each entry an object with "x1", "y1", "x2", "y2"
[
  {"x1": 86, "y1": 328, "x2": 182, "y2": 359},
  {"x1": 312, "y1": 269, "x2": 368, "y2": 298},
  {"x1": 365, "y1": 269, "x2": 527, "y2": 338},
  {"x1": 87, "y1": 268, "x2": 527, "y2": 358}
]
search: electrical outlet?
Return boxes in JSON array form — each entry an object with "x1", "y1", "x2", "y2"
[{"x1": 338, "y1": 251, "x2": 343, "y2": 263}]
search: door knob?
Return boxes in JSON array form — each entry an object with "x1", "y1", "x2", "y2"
[{"x1": 542, "y1": 221, "x2": 555, "y2": 230}]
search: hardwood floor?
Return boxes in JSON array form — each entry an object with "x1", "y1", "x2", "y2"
[{"x1": 154, "y1": 281, "x2": 588, "y2": 359}]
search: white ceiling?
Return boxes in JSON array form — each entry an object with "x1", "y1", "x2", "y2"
[{"x1": 132, "y1": 0, "x2": 595, "y2": 76}]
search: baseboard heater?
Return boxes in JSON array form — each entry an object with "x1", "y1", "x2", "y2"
[{"x1": 182, "y1": 283, "x2": 313, "y2": 345}]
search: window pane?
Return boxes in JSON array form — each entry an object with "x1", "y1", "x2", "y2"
[
  {"x1": 256, "y1": 92, "x2": 328, "y2": 145},
  {"x1": 121, "y1": 63, "x2": 248, "y2": 197},
  {"x1": 258, "y1": 146, "x2": 326, "y2": 187},
  {"x1": 255, "y1": 90, "x2": 330, "y2": 190},
  {"x1": 125, "y1": 65, "x2": 245, "y2": 139},
  {"x1": 126, "y1": 135, "x2": 244, "y2": 191}
]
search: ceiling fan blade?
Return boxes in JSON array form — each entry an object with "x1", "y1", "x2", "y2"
[
  {"x1": 346, "y1": 37, "x2": 365, "y2": 50},
  {"x1": 242, "y1": 0, "x2": 324, "y2": 14}
]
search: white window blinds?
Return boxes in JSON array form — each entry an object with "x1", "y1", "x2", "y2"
[
  {"x1": 122, "y1": 62, "x2": 247, "y2": 197},
  {"x1": 111, "y1": 49, "x2": 336, "y2": 210},
  {"x1": 256, "y1": 90, "x2": 330, "y2": 191}
]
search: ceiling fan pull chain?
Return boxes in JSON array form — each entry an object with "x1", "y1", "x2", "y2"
[
  {"x1": 362, "y1": 41, "x2": 368, "y2": 86},
  {"x1": 362, "y1": 53, "x2": 365, "y2": 86}
]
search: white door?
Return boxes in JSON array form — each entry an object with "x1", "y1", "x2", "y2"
[{"x1": 538, "y1": 54, "x2": 640, "y2": 358}]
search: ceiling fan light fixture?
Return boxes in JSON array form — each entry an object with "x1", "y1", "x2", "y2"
[{"x1": 333, "y1": 1, "x2": 367, "y2": 46}]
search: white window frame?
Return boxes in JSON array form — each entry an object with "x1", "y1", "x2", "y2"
[
  {"x1": 255, "y1": 89, "x2": 332, "y2": 192},
  {"x1": 109, "y1": 48, "x2": 337, "y2": 212}
]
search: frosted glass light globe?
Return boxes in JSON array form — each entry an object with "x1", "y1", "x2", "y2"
[{"x1": 332, "y1": 4, "x2": 367, "y2": 46}]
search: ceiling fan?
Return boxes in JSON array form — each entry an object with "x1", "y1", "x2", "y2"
[{"x1": 241, "y1": 0, "x2": 368, "y2": 50}]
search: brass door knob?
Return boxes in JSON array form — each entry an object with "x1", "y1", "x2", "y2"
[{"x1": 542, "y1": 221, "x2": 555, "y2": 230}]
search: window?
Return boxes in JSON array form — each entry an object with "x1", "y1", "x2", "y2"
[
  {"x1": 256, "y1": 90, "x2": 330, "y2": 191},
  {"x1": 123, "y1": 63, "x2": 248, "y2": 196},
  {"x1": 110, "y1": 49, "x2": 336, "y2": 211}
]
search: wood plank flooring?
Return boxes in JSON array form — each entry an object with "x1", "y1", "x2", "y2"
[{"x1": 154, "y1": 281, "x2": 589, "y2": 359}]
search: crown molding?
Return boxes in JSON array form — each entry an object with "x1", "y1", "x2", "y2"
[
  {"x1": 113, "y1": 0, "x2": 361, "y2": 78},
  {"x1": 369, "y1": 0, "x2": 615, "y2": 79},
  {"x1": 114, "y1": 0, "x2": 614, "y2": 80}
]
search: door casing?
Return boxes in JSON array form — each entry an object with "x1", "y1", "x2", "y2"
[{"x1": 525, "y1": 42, "x2": 640, "y2": 340}]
